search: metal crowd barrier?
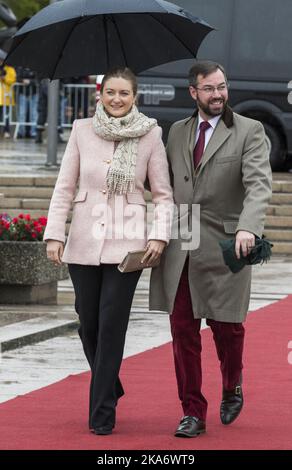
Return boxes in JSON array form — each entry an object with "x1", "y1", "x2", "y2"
[
  {"x1": 0, "y1": 82, "x2": 97, "y2": 138},
  {"x1": 61, "y1": 83, "x2": 96, "y2": 128},
  {"x1": 8, "y1": 82, "x2": 39, "y2": 138}
]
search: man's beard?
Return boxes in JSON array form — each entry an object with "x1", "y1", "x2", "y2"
[{"x1": 197, "y1": 96, "x2": 227, "y2": 117}]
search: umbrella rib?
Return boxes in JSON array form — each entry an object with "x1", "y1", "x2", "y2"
[
  {"x1": 110, "y1": 15, "x2": 128, "y2": 68},
  {"x1": 5, "y1": 32, "x2": 30, "y2": 65},
  {"x1": 148, "y1": 13, "x2": 198, "y2": 57},
  {"x1": 103, "y1": 15, "x2": 110, "y2": 70},
  {"x1": 50, "y1": 17, "x2": 82, "y2": 79}
]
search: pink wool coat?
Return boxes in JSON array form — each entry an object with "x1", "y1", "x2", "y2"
[{"x1": 43, "y1": 118, "x2": 173, "y2": 265}]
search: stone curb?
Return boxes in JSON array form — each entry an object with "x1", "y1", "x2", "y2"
[{"x1": 0, "y1": 318, "x2": 79, "y2": 352}]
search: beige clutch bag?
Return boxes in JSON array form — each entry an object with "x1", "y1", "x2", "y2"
[{"x1": 118, "y1": 249, "x2": 160, "y2": 273}]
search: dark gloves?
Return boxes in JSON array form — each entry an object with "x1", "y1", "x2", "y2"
[{"x1": 219, "y1": 236, "x2": 273, "y2": 273}]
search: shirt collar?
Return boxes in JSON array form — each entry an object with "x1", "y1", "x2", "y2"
[{"x1": 198, "y1": 113, "x2": 221, "y2": 130}]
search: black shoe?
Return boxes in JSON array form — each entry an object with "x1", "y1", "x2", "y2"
[
  {"x1": 91, "y1": 426, "x2": 113, "y2": 435},
  {"x1": 220, "y1": 385, "x2": 243, "y2": 425},
  {"x1": 174, "y1": 416, "x2": 206, "y2": 438}
]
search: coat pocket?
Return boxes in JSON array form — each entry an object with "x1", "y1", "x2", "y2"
[
  {"x1": 216, "y1": 155, "x2": 238, "y2": 164},
  {"x1": 73, "y1": 191, "x2": 87, "y2": 203},
  {"x1": 126, "y1": 193, "x2": 146, "y2": 206},
  {"x1": 223, "y1": 220, "x2": 239, "y2": 234}
]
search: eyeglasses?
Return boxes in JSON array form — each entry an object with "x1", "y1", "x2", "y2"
[{"x1": 194, "y1": 83, "x2": 228, "y2": 94}]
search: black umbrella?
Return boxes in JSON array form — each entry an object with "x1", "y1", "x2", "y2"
[{"x1": 5, "y1": 0, "x2": 214, "y2": 80}]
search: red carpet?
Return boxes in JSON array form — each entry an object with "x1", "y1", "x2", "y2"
[{"x1": 1, "y1": 296, "x2": 292, "y2": 450}]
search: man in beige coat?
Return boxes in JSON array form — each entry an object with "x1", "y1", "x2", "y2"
[{"x1": 150, "y1": 61, "x2": 272, "y2": 437}]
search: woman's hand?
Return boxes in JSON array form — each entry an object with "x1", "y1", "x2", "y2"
[
  {"x1": 141, "y1": 240, "x2": 167, "y2": 265},
  {"x1": 46, "y1": 240, "x2": 64, "y2": 266}
]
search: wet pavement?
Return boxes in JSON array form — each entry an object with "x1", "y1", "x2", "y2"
[{"x1": 0, "y1": 134, "x2": 68, "y2": 175}]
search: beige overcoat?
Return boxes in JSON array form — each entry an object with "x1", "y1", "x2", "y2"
[{"x1": 149, "y1": 107, "x2": 272, "y2": 322}]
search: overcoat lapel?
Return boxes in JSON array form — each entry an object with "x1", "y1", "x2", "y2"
[
  {"x1": 195, "y1": 105, "x2": 234, "y2": 176},
  {"x1": 198, "y1": 119, "x2": 232, "y2": 172},
  {"x1": 182, "y1": 116, "x2": 196, "y2": 178}
]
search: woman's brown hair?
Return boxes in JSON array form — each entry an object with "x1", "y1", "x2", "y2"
[{"x1": 100, "y1": 67, "x2": 138, "y2": 96}]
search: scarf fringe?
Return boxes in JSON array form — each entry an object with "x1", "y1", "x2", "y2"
[{"x1": 107, "y1": 169, "x2": 136, "y2": 195}]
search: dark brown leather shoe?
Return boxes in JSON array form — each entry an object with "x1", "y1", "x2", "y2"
[
  {"x1": 174, "y1": 416, "x2": 206, "y2": 438},
  {"x1": 220, "y1": 385, "x2": 243, "y2": 425}
]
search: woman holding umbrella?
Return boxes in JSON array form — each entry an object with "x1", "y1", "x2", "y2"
[{"x1": 44, "y1": 67, "x2": 173, "y2": 435}]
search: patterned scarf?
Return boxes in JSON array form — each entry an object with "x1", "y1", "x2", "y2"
[{"x1": 92, "y1": 100, "x2": 157, "y2": 195}]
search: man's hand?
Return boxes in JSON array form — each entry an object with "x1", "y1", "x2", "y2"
[
  {"x1": 235, "y1": 230, "x2": 255, "y2": 259},
  {"x1": 141, "y1": 240, "x2": 167, "y2": 264},
  {"x1": 46, "y1": 240, "x2": 64, "y2": 266}
]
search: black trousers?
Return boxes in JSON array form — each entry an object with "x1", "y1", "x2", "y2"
[
  {"x1": 0, "y1": 107, "x2": 10, "y2": 133},
  {"x1": 68, "y1": 263, "x2": 141, "y2": 430}
]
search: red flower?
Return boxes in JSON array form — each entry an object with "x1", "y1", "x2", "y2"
[
  {"x1": 38, "y1": 217, "x2": 47, "y2": 226},
  {"x1": 0, "y1": 212, "x2": 47, "y2": 241}
]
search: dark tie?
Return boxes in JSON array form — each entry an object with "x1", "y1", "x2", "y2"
[{"x1": 193, "y1": 121, "x2": 211, "y2": 169}]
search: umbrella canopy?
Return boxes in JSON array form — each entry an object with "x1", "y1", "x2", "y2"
[{"x1": 5, "y1": 0, "x2": 214, "y2": 79}]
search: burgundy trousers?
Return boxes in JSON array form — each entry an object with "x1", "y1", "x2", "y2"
[{"x1": 170, "y1": 258, "x2": 245, "y2": 421}]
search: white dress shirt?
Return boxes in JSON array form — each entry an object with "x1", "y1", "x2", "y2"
[{"x1": 195, "y1": 114, "x2": 221, "y2": 152}]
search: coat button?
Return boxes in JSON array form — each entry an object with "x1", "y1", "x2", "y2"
[
  {"x1": 102, "y1": 190, "x2": 106, "y2": 194},
  {"x1": 184, "y1": 175, "x2": 189, "y2": 182}
]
